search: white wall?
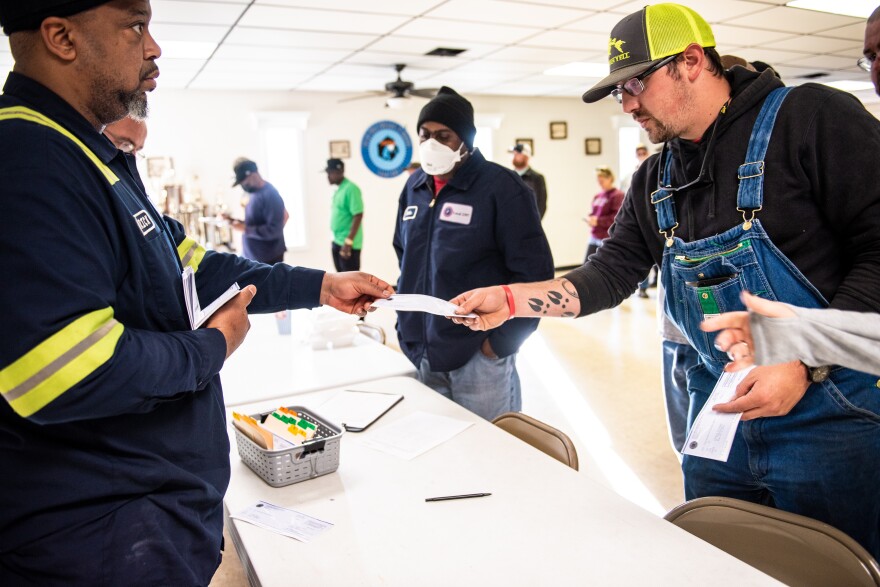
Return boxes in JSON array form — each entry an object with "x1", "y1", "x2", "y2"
[{"x1": 145, "y1": 88, "x2": 626, "y2": 283}]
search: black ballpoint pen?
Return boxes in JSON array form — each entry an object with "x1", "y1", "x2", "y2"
[{"x1": 425, "y1": 492, "x2": 491, "y2": 502}]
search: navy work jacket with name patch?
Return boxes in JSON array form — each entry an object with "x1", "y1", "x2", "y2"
[
  {"x1": 0, "y1": 73, "x2": 324, "y2": 585},
  {"x1": 393, "y1": 149, "x2": 554, "y2": 372}
]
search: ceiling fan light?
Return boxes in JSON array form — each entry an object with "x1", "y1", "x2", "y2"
[{"x1": 386, "y1": 96, "x2": 407, "y2": 109}]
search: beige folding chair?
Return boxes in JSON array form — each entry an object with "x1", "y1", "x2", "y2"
[
  {"x1": 356, "y1": 322, "x2": 386, "y2": 345},
  {"x1": 491, "y1": 412, "x2": 579, "y2": 471},
  {"x1": 665, "y1": 496, "x2": 880, "y2": 587}
]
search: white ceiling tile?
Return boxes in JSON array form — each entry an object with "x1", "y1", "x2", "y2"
[
  {"x1": 344, "y1": 51, "x2": 461, "y2": 71},
  {"x1": 296, "y1": 75, "x2": 392, "y2": 92},
  {"x1": 224, "y1": 28, "x2": 374, "y2": 50},
  {"x1": 731, "y1": 47, "x2": 818, "y2": 64},
  {"x1": 366, "y1": 36, "x2": 503, "y2": 59},
  {"x1": 818, "y1": 22, "x2": 870, "y2": 40},
  {"x1": 781, "y1": 53, "x2": 865, "y2": 70},
  {"x1": 393, "y1": 17, "x2": 539, "y2": 44},
  {"x1": 609, "y1": 0, "x2": 771, "y2": 23},
  {"x1": 190, "y1": 71, "x2": 308, "y2": 89},
  {"x1": 520, "y1": 29, "x2": 607, "y2": 52},
  {"x1": 253, "y1": 0, "x2": 446, "y2": 16},
  {"x1": 238, "y1": 6, "x2": 410, "y2": 35},
  {"x1": 420, "y1": 69, "x2": 524, "y2": 85},
  {"x1": 201, "y1": 59, "x2": 329, "y2": 75},
  {"x1": 709, "y1": 24, "x2": 796, "y2": 48},
  {"x1": 763, "y1": 35, "x2": 862, "y2": 54},
  {"x1": 562, "y1": 12, "x2": 629, "y2": 34},
  {"x1": 150, "y1": 23, "x2": 229, "y2": 43},
  {"x1": 475, "y1": 79, "x2": 575, "y2": 96},
  {"x1": 724, "y1": 6, "x2": 863, "y2": 35},
  {"x1": 505, "y1": 0, "x2": 621, "y2": 8},
  {"x1": 151, "y1": 1, "x2": 246, "y2": 25},
  {"x1": 424, "y1": 0, "x2": 588, "y2": 28},
  {"x1": 771, "y1": 64, "x2": 831, "y2": 79},
  {"x1": 486, "y1": 46, "x2": 599, "y2": 64},
  {"x1": 212, "y1": 44, "x2": 351, "y2": 63},
  {"x1": 157, "y1": 58, "x2": 208, "y2": 74}
]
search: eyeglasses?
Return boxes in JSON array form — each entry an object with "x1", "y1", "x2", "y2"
[
  {"x1": 611, "y1": 54, "x2": 679, "y2": 104},
  {"x1": 858, "y1": 54, "x2": 875, "y2": 72},
  {"x1": 116, "y1": 141, "x2": 145, "y2": 159}
]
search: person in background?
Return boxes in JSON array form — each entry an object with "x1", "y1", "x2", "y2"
[
  {"x1": 702, "y1": 291, "x2": 880, "y2": 377},
  {"x1": 406, "y1": 161, "x2": 421, "y2": 175},
  {"x1": 450, "y1": 3, "x2": 880, "y2": 558},
  {"x1": 326, "y1": 158, "x2": 364, "y2": 271},
  {"x1": 0, "y1": 1, "x2": 393, "y2": 583},
  {"x1": 393, "y1": 86, "x2": 554, "y2": 420},
  {"x1": 621, "y1": 144, "x2": 654, "y2": 298},
  {"x1": 509, "y1": 142, "x2": 547, "y2": 219},
  {"x1": 862, "y1": 6, "x2": 880, "y2": 96},
  {"x1": 227, "y1": 158, "x2": 288, "y2": 264},
  {"x1": 583, "y1": 165, "x2": 624, "y2": 262},
  {"x1": 104, "y1": 115, "x2": 147, "y2": 157}
]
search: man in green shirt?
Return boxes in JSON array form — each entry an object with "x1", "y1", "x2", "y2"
[{"x1": 326, "y1": 158, "x2": 364, "y2": 271}]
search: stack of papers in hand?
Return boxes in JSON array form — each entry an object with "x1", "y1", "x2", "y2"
[
  {"x1": 181, "y1": 266, "x2": 241, "y2": 329},
  {"x1": 371, "y1": 293, "x2": 477, "y2": 318}
]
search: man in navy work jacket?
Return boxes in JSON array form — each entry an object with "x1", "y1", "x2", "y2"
[
  {"x1": 393, "y1": 87, "x2": 554, "y2": 420},
  {"x1": 0, "y1": 1, "x2": 392, "y2": 584}
]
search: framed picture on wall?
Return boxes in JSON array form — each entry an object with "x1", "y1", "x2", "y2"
[
  {"x1": 514, "y1": 138, "x2": 534, "y2": 156},
  {"x1": 549, "y1": 121, "x2": 568, "y2": 140},
  {"x1": 329, "y1": 140, "x2": 351, "y2": 159},
  {"x1": 585, "y1": 137, "x2": 602, "y2": 156}
]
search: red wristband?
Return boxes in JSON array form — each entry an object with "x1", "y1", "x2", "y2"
[{"x1": 501, "y1": 285, "x2": 515, "y2": 320}]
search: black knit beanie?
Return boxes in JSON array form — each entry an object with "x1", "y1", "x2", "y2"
[
  {"x1": 0, "y1": 1, "x2": 111, "y2": 35},
  {"x1": 416, "y1": 86, "x2": 476, "y2": 150}
]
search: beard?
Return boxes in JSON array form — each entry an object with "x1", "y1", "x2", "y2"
[{"x1": 88, "y1": 62, "x2": 157, "y2": 125}]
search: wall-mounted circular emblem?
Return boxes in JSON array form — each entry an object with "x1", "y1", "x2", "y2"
[{"x1": 361, "y1": 120, "x2": 412, "y2": 178}]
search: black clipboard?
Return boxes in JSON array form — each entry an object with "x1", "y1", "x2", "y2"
[{"x1": 317, "y1": 390, "x2": 404, "y2": 433}]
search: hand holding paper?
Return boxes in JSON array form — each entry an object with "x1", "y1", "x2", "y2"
[
  {"x1": 371, "y1": 294, "x2": 477, "y2": 318},
  {"x1": 204, "y1": 284, "x2": 256, "y2": 358}
]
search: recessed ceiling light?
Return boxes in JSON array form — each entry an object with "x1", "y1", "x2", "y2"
[
  {"x1": 823, "y1": 79, "x2": 875, "y2": 91},
  {"x1": 543, "y1": 62, "x2": 607, "y2": 78},
  {"x1": 786, "y1": 0, "x2": 874, "y2": 18}
]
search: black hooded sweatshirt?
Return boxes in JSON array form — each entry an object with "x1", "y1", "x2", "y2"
[{"x1": 566, "y1": 68, "x2": 880, "y2": 316}]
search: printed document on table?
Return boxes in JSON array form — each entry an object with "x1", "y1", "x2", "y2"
[
  {"x1": 231, "y1": 500, "x2": 333, "y2": 542},
  {"x1": 361, "y1": 411, "x2": 474, "y2": 460},
  {"x1": 181, "y1": 266, "x2": 241, "y2": 329},
  {"x1": 371, "y1": 294, "x2": 477, "y2": 318},
  {"x1": 682, "y1": 367, "x2": 754, "y2": 462}
]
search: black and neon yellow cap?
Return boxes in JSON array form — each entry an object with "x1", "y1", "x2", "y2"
[{"x1": 582, "y1": 3, "x2": 716, "y2": 103}]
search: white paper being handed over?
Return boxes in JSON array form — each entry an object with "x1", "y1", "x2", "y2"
[
  {"x1": 682, "y1": 367, "x2": 755, "y2": 462},
  {"x1": 181, "y1": 266, "x2": 241, "y2": 329},
  {"x1": 370, "y1": 293, "x2": 476, "y2": 318}
]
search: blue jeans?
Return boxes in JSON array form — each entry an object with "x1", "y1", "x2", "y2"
[
  {"x1": 417, "y1": 351, "x2": 521, "y2": 421},
  {"x1": 661, "y1": 340, "x2": 700, "y2": 454}
]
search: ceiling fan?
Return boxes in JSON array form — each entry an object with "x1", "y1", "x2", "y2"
[{"x1": 339, "y1": 64, "x2": 439, "y2": 108}]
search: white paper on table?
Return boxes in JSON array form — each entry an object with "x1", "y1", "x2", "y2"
[
  {"x1": 315, "y1": 389, "x2": 403, "y2": 432},
  {"x1": 360, "y1": 411, "x2": 474, "y2": 460},
  {"x1": 682, "y1": 366, "x2": 755, "y2": 462},
  {"x1": 181, "y1": 266, "x2": 241, "y2": 329},
  {"x1": 231, "y1": 500, "x2": 333, "y2": 542},
  {"x1": 371, "y1": 294, "x2": 477, "y2": 318}
]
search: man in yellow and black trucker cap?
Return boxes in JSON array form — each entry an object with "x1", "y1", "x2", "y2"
[{"x1": 450, "y1": 3, "x2": 880, "y2": 559}]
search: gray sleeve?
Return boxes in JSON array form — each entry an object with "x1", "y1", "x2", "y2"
[{"x1": 751, "y1": 307, "x2": 880, "y2": 375}]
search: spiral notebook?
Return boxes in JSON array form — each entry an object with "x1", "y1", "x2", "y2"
[{"x1": 316, "y1": 390, "x2": 404, "y2": 432}]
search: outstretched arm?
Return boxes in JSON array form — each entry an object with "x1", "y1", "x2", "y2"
[{"x1": 450, "y1": 278, "x2": 581, "y2": 331}]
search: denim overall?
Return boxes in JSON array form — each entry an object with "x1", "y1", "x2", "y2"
[{"x1": 655, "y1": 87, "x2": 880, "y2": 558}]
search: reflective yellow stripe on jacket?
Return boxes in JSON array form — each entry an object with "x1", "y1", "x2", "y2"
[
  {"x1": 177, "y1": 236, "x2": 206, "y2": 272},
  {"x1": 0, "y1": 106, "x2": 119, "y2": 185},
  {"x1": 0, "y1": 308, "x2": 124, "y2": 418}
]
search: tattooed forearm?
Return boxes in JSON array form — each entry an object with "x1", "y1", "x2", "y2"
[{"x1": 526, "y1": 279, "x2": 577, "y2": 317}]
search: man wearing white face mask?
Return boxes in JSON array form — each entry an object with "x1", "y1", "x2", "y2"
[{"x1": 392, "y1": 87, "x2": 554, "y2": 420}]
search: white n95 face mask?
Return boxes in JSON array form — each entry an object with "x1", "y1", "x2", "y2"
[{"x1": 419, "y1": 138, "x2": 463, "y2": 176}]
